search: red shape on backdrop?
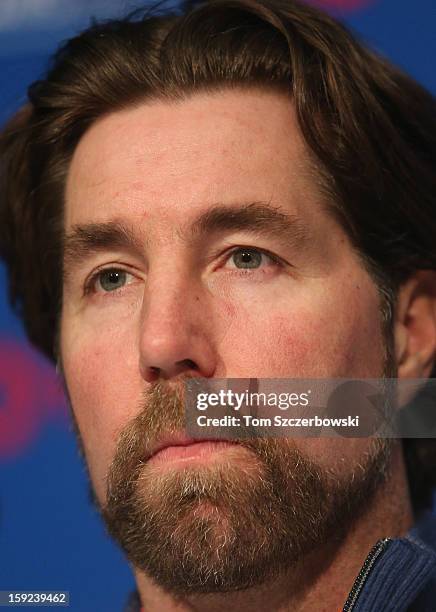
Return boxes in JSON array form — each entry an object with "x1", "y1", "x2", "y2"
[{"x1": 0, "y1": 338, "x2": 67, "y2": 459}]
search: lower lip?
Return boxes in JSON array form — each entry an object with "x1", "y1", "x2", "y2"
[{"x1": 148, "y1": 440, "x2": 239, "y2": 464}]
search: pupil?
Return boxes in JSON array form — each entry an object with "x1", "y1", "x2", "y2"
[
  {"x1": 101, "y1": 269, "x2": 125, "y2": 291},
  {"x1": 235, "y1": 249, "x2": 261, "y2": 268}
]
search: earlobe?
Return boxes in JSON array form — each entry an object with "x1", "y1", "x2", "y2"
[
  {"x1": 395, "y1": 271, "x2": 436, "y2": 379},
  {"x1": 398, "y1": 351, "x2": 425, "y2": 378}
]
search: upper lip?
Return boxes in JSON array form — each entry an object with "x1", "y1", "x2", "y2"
[{"x1": 147, "y1": 433, "x2": 236, "y2": 461}]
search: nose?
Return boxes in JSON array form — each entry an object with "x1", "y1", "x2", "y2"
[{"x1": 138, "y1": 276, "x2": 217, "y2": 383}]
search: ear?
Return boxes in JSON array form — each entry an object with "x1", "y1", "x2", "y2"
[{"x1": 395, "y1": 271, "x2": 436, "y2": 379}]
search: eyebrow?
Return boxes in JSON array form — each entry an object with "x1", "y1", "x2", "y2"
[
  {"x1": 187, "y1": 201, "x2": 310, "y2": 246},
  {"x1": 62, "y1": 220, "x2": 144, "y2": 284},
  {"x1": 62, "y1": 201, "x2": 311, "y2": 283}
]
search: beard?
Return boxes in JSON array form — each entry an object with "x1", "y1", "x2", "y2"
[{"x1": 99, "y1": 375, "x2": 394, "y2": 596}]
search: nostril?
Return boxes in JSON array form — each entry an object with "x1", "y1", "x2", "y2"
[
  {"x1": 181, "y1": 359, "x2": 197, "y2": 370},
  {"x1": 146, "y1": 360, "x2": 198, "y2": 379}
]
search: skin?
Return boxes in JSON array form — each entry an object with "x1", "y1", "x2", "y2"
[{"x1": 59, "y1": 88, "x2": 436, "y2": 611}]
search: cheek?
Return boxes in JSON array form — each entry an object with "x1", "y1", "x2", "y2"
[
  {"x1": 61, "y1": 324, "x2": 142, "y2": 502},
  {"x1": 217, "y1": 287, "x2": 385, "y2": 474},
  {"x1": 218, "y1": 281, "x2": 385, "y2": 378}
]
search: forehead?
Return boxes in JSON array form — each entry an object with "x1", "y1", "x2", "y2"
[{"x1": 65, "y1": 87, "x2": 327, "y2": 230}]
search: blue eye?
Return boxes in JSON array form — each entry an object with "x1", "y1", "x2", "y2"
[
  {"x1": 231, "y1": 248, "x2": 263, "y2": 269},
  {"x1": 84, "y1": 268, "x2": 132, "y2": 295},
  {"x1": 227, "y1": 247, "x2": 280, "y2": 271},
  {"x1": 97, "y1": 269, "x2": 127, "y2": 292},
  {"x1": 84, "y1": 268, "x2": 135, "y2": 295}
]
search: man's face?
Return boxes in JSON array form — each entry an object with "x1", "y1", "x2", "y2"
[{"x1": 60, "y1": 88, "x2": 391, "y2": 593}]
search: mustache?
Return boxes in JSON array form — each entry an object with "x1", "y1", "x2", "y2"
[{"x1": 111, "y1": 378, "x2": 289, "y2": 477}]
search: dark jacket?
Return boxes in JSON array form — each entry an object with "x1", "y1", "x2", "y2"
[{"x1": 123, "y1": 511, "x2": 436, "y2": 611}]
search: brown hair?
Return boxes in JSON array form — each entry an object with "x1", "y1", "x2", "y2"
[{"x1": 1, "y1": 0, "x2": 436, "y2": 512}]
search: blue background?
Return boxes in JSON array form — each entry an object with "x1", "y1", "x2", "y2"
[{"x1": 0, "y1": 1, "x2": 435, "y2": 610}]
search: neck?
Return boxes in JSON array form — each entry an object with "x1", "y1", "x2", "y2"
[{"x1": 133, "y1": 444, "x2": 413, "y2": 612}]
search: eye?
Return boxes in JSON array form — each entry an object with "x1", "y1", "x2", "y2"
[
  {"x1": 226, "y1": 247, "x2": 280, "y2": 270},
  {"x1": 84, "y1": 267, "x2": 134, "y2": 295}
]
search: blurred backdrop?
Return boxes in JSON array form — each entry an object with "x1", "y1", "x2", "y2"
[{"x1": 0, "y1": 0, "x2": 435, "y2": 610}]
